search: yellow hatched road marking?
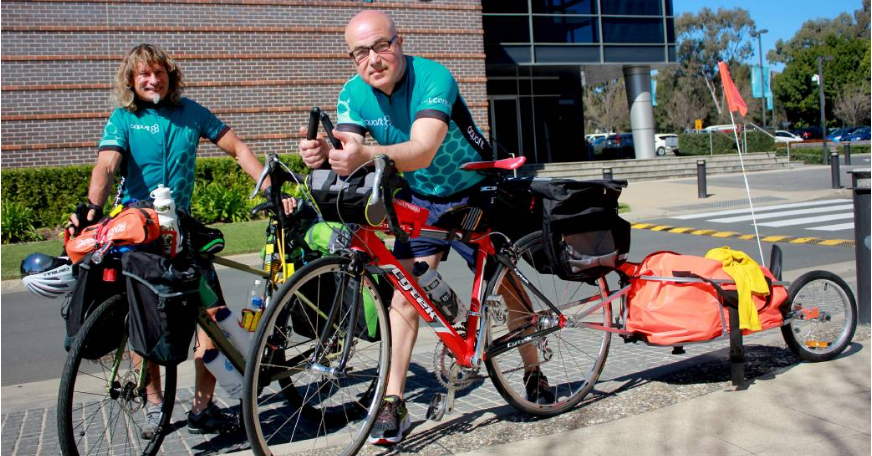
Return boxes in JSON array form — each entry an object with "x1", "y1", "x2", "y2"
[
  {"x1": 789, "y1": 237, "x2": 819, "y2": 244},
  {"x1": 691, "y1": 229, "x2": 715, "y2": 235},
  {"x1": 650, "y1": 225, "x2": 673, "y2": 231},
  {"x1": 669, "y1": 227, "x2": 692, "y2": 233},
  {"x1": 761, "y1": 235, "x2": 790, "y2": 242},
  {"x1": 630, "y1": 223, "x2": 850, "y2": 247},
  {"x1": 712, "y1": 231, "x2": 738, "y2": 238},
  {"x1": 738, "y1": 234, "x2": 756, "y2": 240},
  {"x1": 818, "y1": 239, "x2": 851, "y2": 246},
  {"x1": 632, "y1": 223, "x2": 654, "y2": 229}
]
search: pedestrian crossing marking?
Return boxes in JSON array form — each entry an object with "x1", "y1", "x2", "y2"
[
  {"x1": 709, "y1": 204, "x2": 854, "y2": 224},
  {"x1": 757, "y1": 213, "x2": 854, "y2": 228},
  {"x1": 809, "y1": 222, "x2": 855, "y2": 231},
  {"x1": 672, "y1": 199, "x2": 851, "y2": 220}
]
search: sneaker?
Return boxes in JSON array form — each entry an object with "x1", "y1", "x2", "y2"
[
  {"x1": 187, "y1": 402, "x2": 239, "y2": 435},
  {"x1": 140, "y1": 403, "x2": 163, "y2": 440},
  {"x1": 523, "y1": 368, "x2": 555, "y2": 405},
  {"x1": 367, "y1": 395, "x2": 411, "y2": 445}
]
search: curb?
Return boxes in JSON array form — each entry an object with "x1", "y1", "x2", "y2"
[{"x1": 631, "y1": 222, "x2": 855, "y2": 247}]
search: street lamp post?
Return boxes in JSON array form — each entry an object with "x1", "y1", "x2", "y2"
[
  {"x1": 817, "y1": 55, "x2": 834, "y2": 163},
  {"x1": 751, "y1": 29, "x2": 768, "y2": 129}
]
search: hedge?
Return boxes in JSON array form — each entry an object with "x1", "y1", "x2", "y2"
[
  {"x1": 0, "y1": 154, "x2": 308, "y2": 230},
  {"x1": 678, "y1": 131, "x2": 775, "y2": 155}
]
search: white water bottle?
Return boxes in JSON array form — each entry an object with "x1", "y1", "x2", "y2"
[
  {"x1": 214, "y1": 307, "x2": 252, "y2": 361},
  {"x1": 150, "y1": 185, "x2": 182, "y2": 256},
  {"x1": 413, "y1": 262, "x2": 469, "y2": 325},
  {"x1": 203, "y1": 348, "x2": 243, "y2": 399}
]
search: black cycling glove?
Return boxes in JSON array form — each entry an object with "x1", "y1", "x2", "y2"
[{"x1": 71, "y1": 202, "x2": 103, "y2": 235}]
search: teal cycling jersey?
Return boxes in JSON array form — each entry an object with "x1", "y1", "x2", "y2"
[
  {"x1": 98, "y1": 98, "x2": 229, "y2": 211},
  {"x1": 336, "y1": 56, "x2": 492, "y2": 197}
]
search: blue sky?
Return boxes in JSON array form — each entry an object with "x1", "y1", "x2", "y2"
[{"x1": 673, "y1": 0, "x2": 864, "y2": 69}]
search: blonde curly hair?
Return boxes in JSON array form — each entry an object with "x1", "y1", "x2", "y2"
[{"x1": 114, "y1": 44, "x2": 185, "y2": 112}]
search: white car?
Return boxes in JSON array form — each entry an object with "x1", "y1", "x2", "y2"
[
  {"x1": 774, "y1": 130, "x2": 803, "y2": 143},
  {"x1": 654, "y1": 134, "x2": 679, "y2": 156},
  {"x1": 585, "y1": 133, "x2": 608, "y2": 144}
]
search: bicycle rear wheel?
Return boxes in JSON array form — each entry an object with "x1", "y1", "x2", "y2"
[
  {"x1": 243, "y1": 256, "x2": 391, "y2": 456},
  {"x1": 484, "y1": 231, "x2": 611, "y2": 417},
  {"x1": 57, "y1": 294, "x2": 177, "y2": 456},
  {"x1": 781, "y1": 270, "x2": 857, "y2": 362}
]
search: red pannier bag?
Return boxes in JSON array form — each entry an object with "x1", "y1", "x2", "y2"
[
  {"x1": 65, "y1": 207, "x2": 161, "y2": 264},
  {"x1": 617, "y1": 251, "x2": 788, "y2": 346}
]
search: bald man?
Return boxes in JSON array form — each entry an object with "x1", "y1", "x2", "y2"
[{"x1": 299, "y1": 10, "x2": 554, "y2": 445}]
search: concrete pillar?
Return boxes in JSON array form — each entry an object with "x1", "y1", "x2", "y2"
[{"x1": 623, "y1": 66, "x2": 655, "y2": 159}]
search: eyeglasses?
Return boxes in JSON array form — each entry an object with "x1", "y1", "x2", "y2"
[{"x1": 349, "y1": 35, "x2": 398, "y2": 63}]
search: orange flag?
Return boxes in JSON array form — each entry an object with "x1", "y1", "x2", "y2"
[{"x1": 718, "y1": 61, "x2": 748, "y2": 116}]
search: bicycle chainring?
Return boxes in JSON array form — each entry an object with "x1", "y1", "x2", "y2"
[{"x1": 432, "y1": 338, "x2": 482, "y2": 391}]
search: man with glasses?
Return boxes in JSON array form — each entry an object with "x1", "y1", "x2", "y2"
[{"x1": 299, "y1": 10, "x2": 553, "y2": 445}]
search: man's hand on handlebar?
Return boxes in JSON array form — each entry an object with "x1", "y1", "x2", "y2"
[
  {"x1": 298, "y1": 126, "x2": 329, "y2": 169},
  {"x1": 328, "y1": 130, "x2": 369, "y2": 176},
  {"x1": 66, "y1": 202, "x2": 103, "y2": 237},
  {"x1": 262, "y1": 186, "x2": 297, "y2": 215}
]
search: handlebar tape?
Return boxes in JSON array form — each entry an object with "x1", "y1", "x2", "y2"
[
  {"x1": 307, "y1": 107, "x2": 320, "y2": 141},
  {"x1": 320, "y1": 112, "x2": 343, "y2": 150}
]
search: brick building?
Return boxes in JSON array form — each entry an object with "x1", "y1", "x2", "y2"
[{"x1": 1, "y1": 0, "x2": 675, "y2": 169}]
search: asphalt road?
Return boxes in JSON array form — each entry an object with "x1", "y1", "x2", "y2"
[{"x1": 0, "y1": 226, "x2": 856, "y2": 387}]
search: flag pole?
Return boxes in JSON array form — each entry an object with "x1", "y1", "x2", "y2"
[{"x1": 727, "y1": 110, "x2": 766, "y2": 267}]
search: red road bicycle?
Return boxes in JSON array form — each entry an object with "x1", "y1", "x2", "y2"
[{"x1": 242, "y1": 154, "x2": 617, "y2": 455}]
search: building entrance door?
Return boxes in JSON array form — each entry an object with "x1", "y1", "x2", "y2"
[{"x1": 488, "y1": 96, "x2": 522, "y2": 161}]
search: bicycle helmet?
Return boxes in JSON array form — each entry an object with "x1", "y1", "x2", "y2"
[{"x1": 21, "y1": 253, "x2": 75, "y2": 299}]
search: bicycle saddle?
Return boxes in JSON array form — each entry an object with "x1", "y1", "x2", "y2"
[{"x1": 459, "y1": 156, "x2": 526, "y2": 171}]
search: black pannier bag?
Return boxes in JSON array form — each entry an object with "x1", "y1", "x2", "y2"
[
  {"x1": 122, "y1": 251, "x2": 200, "y2": 366},
  {"x1": 306, "y1": 168, "x2": 405, "y2": 226},
  {"x1": 64, "y1": 252, "x2": 127, "y2": 358},
  {"x1": 529, "y1": 179, "x2": 630, "y2": 282}
]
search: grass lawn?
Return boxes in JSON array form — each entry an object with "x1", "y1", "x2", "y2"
[{"x1": 2, "y1": 220, "x2": 269, "y2": 281}]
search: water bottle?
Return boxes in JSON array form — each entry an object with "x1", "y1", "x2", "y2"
[
  {"x1": 242, "y1": 280, "x2": 265, "y2": 332},
  {"x1": 413, "y1": 262, "x2": 469, "y2": 325},
  {"x1": 150, "y1": 185, "x2": 182, "y2": 256},
  {"x1": 214, "y1": 307, "x2": 252, "y2": 360},
  {"x1": 202, "y1": 348, "x2": 243, "y2": 399}
]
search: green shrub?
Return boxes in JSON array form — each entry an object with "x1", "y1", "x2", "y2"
[
  {"x1": 678, "y1": 131, "x2": 775, "y2": 155},
  {"x1": 1, "y1": 200, "x2": 45, "y2": 244},
  {"x1": 192, "y1": 182, "x2": 263, "y2": 224},
  {"x1": 0, "y1": 153, "x2": 311, "y2": 230}
]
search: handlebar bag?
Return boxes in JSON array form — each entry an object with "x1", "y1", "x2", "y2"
[
  {"x1": 529, "y1": 179, "x2": 630, "y2": 282},
  {"x1": 66, "y1": 207, "x2": 162, "y2": 264},
  {"x1": 618, "y1": 251, "x2": 788, "y2": 346},
  {"x1": 122, "y1": 251, "x2": 200, "y2": 366},
  {"x1": 307, "y1": 169, "x2": 375, "y2": 225},
  {"x1": 63, "y1": 252, "x2": 127, "y2": 359}
]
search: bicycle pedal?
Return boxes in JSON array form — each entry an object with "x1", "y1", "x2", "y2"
[{"x1": 426, "y1": 393, "x2": 447, "y2": 422}]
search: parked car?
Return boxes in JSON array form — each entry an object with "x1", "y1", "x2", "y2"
[
  {"x1": 595, "y1": 133, "x2": 635, "y2": 160},
  {"x1": 585, "y1": 133, "x2": 609, "y2": 144},
  {"x1": 654, "y1": 134, "x2": 679, "y2": 156},
  {"x1": 828, "y1": 126, "x2": 861, "y2": 142},
  {"x1": 792, "y1": 126, "x2": 823, "y2": 140},
  {"x1": 774, "y1": 130, "x2": 803, "y2": 144},
  {"x1": 843, "y1": 126, "x2": 870, "y2": 142}
]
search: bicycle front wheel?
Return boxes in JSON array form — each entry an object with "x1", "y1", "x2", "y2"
[
  {"x1": 243, "y1": 256, "x2": 391, "y2": 456},
  {"x1": 57, "y1": 294, "x2": 177, "y2": 456},
  {"x1": 781, "y1": 270, "x2": 857, "y2": 362},
  {"x1": 484, "y1": 231, "x2": 611, "y2": 417}
]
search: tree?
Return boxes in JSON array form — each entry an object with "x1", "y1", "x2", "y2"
[
  {"x1": 583, "y1": 80, "x2": 628, "y2": 134},
  {"x1": 675, "y1": 7, "x2": 756, "y2": 114},
  {"x1": 768, "y1": 0, "x2": 870, "y2": 63},
  {"x1": 834, "y1": 83, "x2": 871, "y2": 126}
]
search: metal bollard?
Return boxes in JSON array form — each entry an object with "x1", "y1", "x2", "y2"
[
  {"x1": 831, "y1": 152, "x2": 841, "y2": 188},
  {"x1": 850, "y1": 169, "x2": 870, "y2": 324},
  {"x1": 845, "y1": 143, "x2": 852, "y2": 166},
  {"x1": 603, "y1": 168, "x2": 613, "y2": 180},
  {"x1": 697, "y1": 160, "x2": 707, "y2": 198}
]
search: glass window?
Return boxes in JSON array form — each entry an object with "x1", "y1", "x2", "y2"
[
  {"x1": 601, "y1": 0, "x2": 662, "y2": 16},
  {"x1": 666, "y1": 18, "x2": 675, "y2": 43},
  {"x1": 482, "y1": 0, "x2": 528, "y2": 14},
  {"x1": 665, "y1": 0, "x2": 674, "y2": 16},
  {"x1": 533, "y1": 16, "x2": 597, "y2": 43},
  {"x1": 604, "y1": 45, "x2": 665, "y2": 62},
  {"x1": 601, "y1": 18, "x2": 663, "y2": 43},
  {"x1": 532, "y1": 0, "x2": 596, "y2": 15},
  {"x1": 535, "y1": 45, "x2": 600, "y2": 63},
  {"x1": 483, "y1": 16, "x2": 530, "y2": 43},
  {"x1": 485, "y1": 45, "x2": 533, "y2": 65}
]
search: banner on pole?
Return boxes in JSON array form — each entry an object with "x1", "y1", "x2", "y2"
[{"x1": 751, "y1": 65, "x2": 772, "y2": 99}]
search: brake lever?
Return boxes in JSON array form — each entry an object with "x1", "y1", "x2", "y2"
[
  {"x1": 251, "y1": 153, "x2": 274, "y2": 199},
  {"x1": 365, "y1": 156, "x2": 387, "y2": 226}
]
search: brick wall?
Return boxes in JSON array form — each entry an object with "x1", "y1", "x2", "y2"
[{"x1": 1, "y1": 0, "x2": 488, "y2": 168}]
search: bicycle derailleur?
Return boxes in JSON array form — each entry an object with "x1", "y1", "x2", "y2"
[{"x1": 427, "y1": 339, "x2": 483, "y2": 422}]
